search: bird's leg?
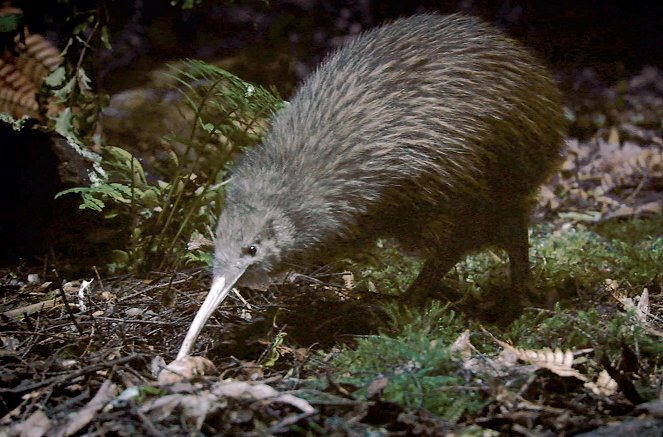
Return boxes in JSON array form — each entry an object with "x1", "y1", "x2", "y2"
[{"x1": 404, "y1": 249, "x2": 460, "y2": 307}]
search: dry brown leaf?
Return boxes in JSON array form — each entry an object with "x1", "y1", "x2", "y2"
[
  {"x1": 450, "y1": 330, "x2": 473, "y2": 363},
  {"x1": 237, "y1": 360, "x2": 264, "y2": 380},
  {"x1": 584, "y1": 370, "x2": 618, "y2": 396},
  {"x1": 0, "y1": 335, "x2": 19, "y2": 355},
  {"x1": 139, "y1": 392, "x2": 221, "y2": 431},
  {"x1": 560, "y1": 157, "x2": 576, "y2": 172},
  {"x1": 124, "y1": 307, "x2": 157, "y2": 318},
  {"x1": 60, "y1": 380, "x2": 118, "y2": 437},
  {"x1": 212, "y1": 380, "x2": 278, "y2": 399},
  {"x1": 605, "y1": 205, "x2": 636, "y2": 220},
  {"x1": 537, "y1": 185, "x2": 560, "y2": 209},
  {"x1": 8, "y1": 409, "x2": 51, "y2": 437},
  {"x1": 187, "y1": 233, "x2": 213, "y2": 251},
  {"x1": 141, "y1": 380, "x2": 313, "y2": 430},
  {"x1": 2, "y1": 297, "x2": 63, "y2": 319},
  {"x1": 607, "y1": 279, "x2": 634, "y2": 310},
  {"x1": 100, "y1": 290, "x2": 116, "y2": 301},
  {"x1": 212, "y1": 380, "x2": 314, "y2": 414},
  {"x1": 342, "y1": 271, "x2": 354, "y2": 290},
  {"x1": 638, "y1": 201, "x2": 663, "y2": 215},
  {"x1": 496, "y1": 347, "x2": 519, "y2": 369},
  {"x1": 366, "y1": 376, "x2": 389, "y2": 398},
  {"x1": 158, "y1": 356, "x2": 218, "y2": 384},
  {"x1": 636, "y1": 288, "x2": 650, "y2": 324},
  {"x1": 495, "y1": 339, "x2": 587, "y2": 381},
  {"x1": 607, "y1": 126, "x2": 620, "y2": 145},
  {"x1": 557, "y1": 137, "x2": 663, "y2": 224}
]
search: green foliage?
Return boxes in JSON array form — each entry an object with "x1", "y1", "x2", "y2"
[
  {"x1": 321, "y1": 303, "x2": 486, "y2": 420},
  {"x1": 0, "y1": 10, "x2": 22, "y2": 33},
  {"x1": 509, "y1": 304, "x2": 662, "y2": 357},
  {"x1": 431, "y1": 218, "x2": 661, "y2": 304},
  {"x1": 342, "y1": 241, "x2": 422, "y2": 295},
  {"x1": 530, "y1": 221, "x2": 662, "y2": 294},
  {"x1": 0, "y1": 113, "x2": 29, "y2": 130},
  {"x1": 56, "y1": 61, "x2": 282, "y2": 272},
  {"x1": 342, "y1": 217, "x2": 662, "y2": 308},
  {"x1": 54, "y1": 146, "x2": 144, "y2": 213},
  {"x1": 167, "y1": 59, "x2": 283, "y2": 178},
  {"x1": 37, "y1": 2, "x2": 109, "y2": 139},
  {"x1": 342, "y1": 241, "x2": 508, "y2": 301},
  {"x1": 506, "y1": 304, "x2": 662, "y2": 400},
  {"x1": 596, "y1": 214, "x2": 663, "y2": 243},
  {"x1": 14, "y1": 1, "x2": 282, "y2": 273},
  {"x1": 443, "y1": 250, "x2": 508, "y2": 301},
  {"x1": 317, "y1": 286, "x2": 661, "y2": 419},
  {"x1": 171, "y1": 0, "x2": 205, "y2": 8},
  {"x1": 318, "y1": 217, "x2": 663, "y2": 417}
]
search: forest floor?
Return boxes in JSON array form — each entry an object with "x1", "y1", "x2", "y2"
[{"x1": 2, "y1": 67, "x2": 663, "y2": 436}]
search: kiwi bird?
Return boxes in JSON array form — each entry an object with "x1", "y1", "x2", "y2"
[{"x1": 177, "y1": 13, "x2": 566, "y2": 358}]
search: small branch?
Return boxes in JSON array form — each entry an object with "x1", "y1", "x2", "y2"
[
  {"x1": 52, "y1": 268, "x2": 84, "y2": 336},
  {"x1": 0, "y1": 354, "x2": 144, "y2": 394}
]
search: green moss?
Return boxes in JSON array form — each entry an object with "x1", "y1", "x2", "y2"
[
  {"x1": 314, "y1": 217, "x2": 663, "y2": 419},
  {"x1": 314, "y1": 303, "x2": 487, "y2": 420},
  {"x1": 341, "y1": 241, "x2": 422, "y2": 295},
  {"x1": 341, "y1": 217, "x2": 662, "y2": 313},
  {"x1": 508, "y1": 304, "x2": 661, "y2": 356},
  {"x1": 530, "y1": 221, "x2": 662, "y2": 295},
  {"x1": 596, "y1": 215, "x2": 663, "y2": 243}
]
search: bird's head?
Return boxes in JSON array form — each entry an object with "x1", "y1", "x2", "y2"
[{"x1": 177, "y1": 203, "x2": 295, "y2": 359}]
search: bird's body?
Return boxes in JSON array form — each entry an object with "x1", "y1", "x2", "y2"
[{"x1": 178, "y1": 13, "x2": 566, "y2": 358}]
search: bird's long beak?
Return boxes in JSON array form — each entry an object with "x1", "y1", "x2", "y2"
[{"x1": 176, "y1": 271, "x2": 243, "y2": 359}]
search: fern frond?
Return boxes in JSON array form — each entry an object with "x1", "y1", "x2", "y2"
[
  {"x1": 0, "y1": 31, "x2": 63, "y2": 119},
  {"x1": 168, "y1": 59, "x2": 282, "y2": 143}
]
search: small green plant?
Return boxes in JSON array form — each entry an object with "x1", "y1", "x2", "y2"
[
  {"x1": 317, "y1": 303, "x2": 486, "y2": 420},
  {"x1": 530, "y1": 221, "x2": 662, "y2": 295},
  {"x1": 313, "y1": 216, "x2": 662, "y2": 418},
  {"x1": 0, "y1": 113, "x2": 29, "y2": 130},
  {"x1": 341, "y1": 240, "x2": 422, "y2": 295},
  {"x1": 509, "y1": 303, "x2": 662, "y2": 357},
  {"x1": 56, "y1": 61, "x2": 283, "y2": 272}
]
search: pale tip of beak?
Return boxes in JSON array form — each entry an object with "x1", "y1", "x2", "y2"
[{"x1": 176, "y1": 276, "x2": 230, "y2": 359}]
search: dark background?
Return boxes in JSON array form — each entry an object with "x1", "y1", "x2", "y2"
[{"x1": 14, "y1": 0, "x2": 663, "y2": 93}]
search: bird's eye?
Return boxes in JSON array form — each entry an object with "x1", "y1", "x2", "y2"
[{"x1": 246, "y1": 244, "x2": 258, "y2": 256}]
